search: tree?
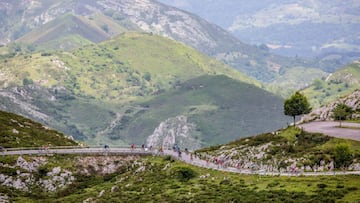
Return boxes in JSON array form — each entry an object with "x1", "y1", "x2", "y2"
[
  {"x1": 333, "y1": 144, "x2": 352, "y2": 169},
  {"x1": 332, "y1": 103, "x2": 352, "y2": 127},
  {"x1": 313, "y1": 79, "x2": 324, "y2": 90},
  {"x1": 284, "y1": 92, "x2": 311, "y2": 126},
  {"x1": 143, "y1": 72, "x2": 151, "y2": 82}
]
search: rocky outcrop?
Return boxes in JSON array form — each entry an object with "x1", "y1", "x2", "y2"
[
  {"x1": 146, "y1": 115, "x2": 201, "y2": 150},
  {"x1": 0, "y1": 156, "x2": 74, "y2": 192},
  {"x1": 302, "y1": 90, "x2": 360, "y2": 122},
  {"x1": 76, "y1": 156, "x2": 142, "y2": 175},
  {"x1": 0, "y1": 155, "x2": 143, "y2": 193}
]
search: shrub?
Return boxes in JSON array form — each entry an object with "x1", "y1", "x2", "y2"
[
  {"x1": 163, "y1": 155, "x2": 175, "y2": 162},
  {"x1": 37, "y1": 165, "x2": 49, "y2": 177},
  {"x1": 23, "y1": 78, "x2": 34, "y2": 86},
  {"x1": 220, "y1": 179, "x2": 231, "y2": 185},
  {"x1": 267, "y1": 181, "x2": 280, "y2": 188},
  {"x1": 172, "y1": 167, "x2": 197, "y2": 182},
  {"x1": 317, "y1": 183, "x2": 327, "y2": 189}
]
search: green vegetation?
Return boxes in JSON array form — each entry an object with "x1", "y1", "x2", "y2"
[
  {"x1": 334, "y1": 144, "x2": 353, "y2": 169},
  {"x1": 333, "y1": 103, "x2": 353, "y2": 127},
  {"x1": 284, "y1": 92, "x2": 311, "y2": 126},
  {"x1": 0, "y1": 155, "x2": 359, "y2": 202},
  {"x1": 303, "y1": 62, "x2": 360, "y2": 108},
  {"x1": 0, "y1": 110, "x2": 78, "y2": 148}
]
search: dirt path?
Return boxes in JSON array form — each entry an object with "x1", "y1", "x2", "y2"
[{"x1": 300, "y1": 121, "x2": 360, "y2": 141}]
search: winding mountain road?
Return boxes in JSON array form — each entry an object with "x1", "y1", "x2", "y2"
[
  {"x1": 1, "y1": 147, "x2": 359, "y2": 176},
  {"x1": 300, "y1": 121, "x2": 360, "y2": 141}
]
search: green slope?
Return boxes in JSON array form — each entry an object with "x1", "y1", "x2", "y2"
[
  {"x1": 112, "y1": 75, "x2": 288, "y2": 148},
  {"x1": 302, "y1": 61, "x2": 360, "y2": 108},
  {"x1": 1, "y1": 32, "x2": 260, "y2": 101},
  {"x1": 0, "y1": 110, "x2": 78, "y2": 148}
]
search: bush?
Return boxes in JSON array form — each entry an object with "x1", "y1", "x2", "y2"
[
  {"x1": 267, "y1": 181, "x2": 280, "y2": 188},
  {"x1": 333, "y1": 144, "x2": 353, "y2": 168},
  {"x1": 23, "y1": 78, "x2": 34, "y2": 86},
  {"x1": 37, "y1": 165, "x2": 49, "y2": 177},
  {"x1": 172, "y1": 167, "x2": 197, "y2": 182},
  {"x1": 41, "y1": 52, "x2": 52, "y2": 56},
  {"x1": 220, "y1": 179, "x2": 231, "y2": 185},
  {"x1": 163, "y1": 155, "x2": 175, "y2": 162},
  {"x1": 317, "y1": 183, "x2": 327, "y2": 189}
]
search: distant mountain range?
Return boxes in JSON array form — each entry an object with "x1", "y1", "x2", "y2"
[
  {"x1": 159, "y1": 0, "x2": 360, "y2": 59},
  {"x1": 0, "y1": 0, "x2": 341, "y2": 92}
]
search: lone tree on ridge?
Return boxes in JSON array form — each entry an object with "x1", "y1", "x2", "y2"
[
  {"x1": 332, "y1": 103, "x2": 352, "y2": 127},
  {"x1": 284, "y1": 92, "x2": 311, "y2": 126}
]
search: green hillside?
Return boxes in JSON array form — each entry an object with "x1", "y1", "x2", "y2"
[
  {"x1": 302, "y1": 61, "x2": 360, "y2": 108},
  {"x1": 1, "y1": 32, "x2": 259, "y2": 101},
  {"x1": 0, "y1": 110, "x2": 78, "y2": 148},
  {"x1": 111, "y1": 75, "x2": 288, "y2": 148}
]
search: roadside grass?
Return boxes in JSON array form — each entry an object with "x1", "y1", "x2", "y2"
[{"x1": 348, "y1": 119, "x2": 360, "y2": 124}]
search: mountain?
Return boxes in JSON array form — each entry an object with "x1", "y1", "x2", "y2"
[
  {"x1": 1, "y1": 32, "x2": 258, "y2": 101},
  {"x1": 0, "y1": 110, "x2": 78, "y2": 148},
  {"x1": 114, "y1": 75, "x2": 288, "y2": 149},
  {"x1": 0, "y1": 0, "x2": 247, "y2": 54},
  {"x1": 0, "y1": 33, "x2": 289, "y2": 148},
  {"x1": 17, "y1": 14, "x2": 106, "y2": 50},
  {"x1": 302, "y1": 60, "x2": 360, "y2": 108},
  {"x1": 159, "y1": 0, "x2": 360, "y2": 59},
  {"x1": 0, "y1": 0, "x2": 333, "y2": 93}
]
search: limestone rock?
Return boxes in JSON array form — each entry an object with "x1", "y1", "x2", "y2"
[
  {"x1": 146, "y1": 115, "x2": 201, "y2": 150},
  {"x1": 302, "y1": 90, "x2": 360, "y2": 122}
]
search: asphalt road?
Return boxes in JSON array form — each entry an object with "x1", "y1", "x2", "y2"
[{"x1": 300, "y1": 121, "x2": 360, "y2": 141}]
